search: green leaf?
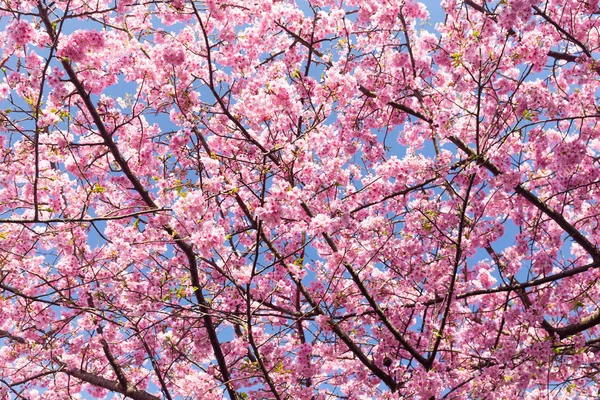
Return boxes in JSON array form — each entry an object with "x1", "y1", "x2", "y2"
[
  {"x1": 522, "y1": 109, "x2": 535, "y2": 121},
  {"x1": 451, "y1": 53, "x2": 462, "y2": 67}
]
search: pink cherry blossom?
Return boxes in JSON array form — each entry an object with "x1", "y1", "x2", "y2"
[
  {"x1": 7, "y1": 20, "x2": 35, "y2": 46},
  {"x1": 0, "y1": 0, "x2": 599, "y2": 399}
]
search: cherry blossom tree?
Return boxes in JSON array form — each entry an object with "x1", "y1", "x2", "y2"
[{"x1": 1, "y1": 0, "x2": 600, "y2": 398}]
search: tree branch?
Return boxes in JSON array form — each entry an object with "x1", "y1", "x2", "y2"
[{"x1": 64, "y1": 368, "x2": 160, "y2": 400}]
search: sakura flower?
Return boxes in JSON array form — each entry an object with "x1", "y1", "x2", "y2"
[
  {"x1": 163, "y1": 45, "x2": 186, "y2": 66},
  {"x1": 7, "y1": 20, "x2": 35, "y2": 46},
  {"x1": 0, "y1": 83, "x2": 10, "y2": 100}
]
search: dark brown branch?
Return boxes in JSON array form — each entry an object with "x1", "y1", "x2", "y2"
[
  {"x1": 458, "y1": 260, "x2": 600, "y2": 299},
  {"x1": 7, "y1": 371, "x2": 57, "y2": 387},
  {"x1": 245, "y1": 221, "x2": 282, "y2": 400},
  {"x1": 0, "y1": 331, "x2": 155, "y2": 400},
  {"x1": 0, "y1": 329, "x2": 26, "y2": 343},
  {"x1": 429, "y1": 174, "x2": 475, "y2": 363},
  {"x1": 481, "y1": 245, "x2": 600, "y2": 339},
  {"x1": 299, "y1": 202, "x2": 431, "y2": 368},
  {"x1": 515, "y1": 278, "x2": 600, "y2": 339},
  {"x1": 133, "y1": 325, "x2": 174, "y2": 400},
  {"x1": 86, "y1": 295, "x2": 131, "y2": 393},
  {"x1": 0, "y1": 283, "x2": 59, "y2": 306},
  {"x1": 553, "y1": 310, "x2": 600, "y2": 339},
  {"x1": 532, "y1": 6, "x2": 593, "y2": 59},
  {"x1": 450, "y1": 136, "x2": 600, "y2": 261},
  {"x1": 463, "y1": 0, "x2": 486, "y2": 14},
  {"x1": 351, "y1": 176, "x2": 438, "y2": 214},
  {"x1": 0, "y1": 208, "x2": 169, "y2": 224},
  {"x1": 231, "y1": 192, "x2": 399, "y2": 392},
  {"x1": 547, "y1": 50, "x2": 578, "y2": 63},
  {"x1": 463, "y1": 0, "x2": 600, "y2": 73},
  {"x1": 389, "y1": 101, "x2": 432, "y2": 123},
  {"x1": 64, "y1": 368, "x2": 160, "y2": 400},
  {"x1": 277, "y1": 23, "x2": 328, "y2": 62}
]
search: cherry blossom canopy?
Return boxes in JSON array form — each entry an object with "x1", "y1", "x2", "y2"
[{"x1": 1, "y1": 0, "x2": 600, "y2": 398}]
